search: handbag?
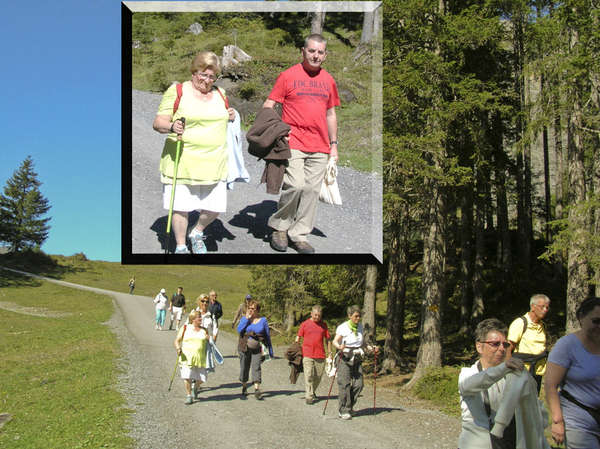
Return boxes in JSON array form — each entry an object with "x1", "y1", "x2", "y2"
[{"x1": 319, "y1": 159, "x2": 342, "y2": 206}]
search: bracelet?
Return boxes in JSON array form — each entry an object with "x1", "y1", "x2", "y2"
[
  {"x1": 169, "y1": 123, "x2": 175, "y2": 133},
  {"x1": 330, "y1": 141, "x2": 338, "y2": 145}
]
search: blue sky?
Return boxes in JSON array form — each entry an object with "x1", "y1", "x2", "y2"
[{"x1": 0, "y1": 0, "x2": 122, "y2": 262}]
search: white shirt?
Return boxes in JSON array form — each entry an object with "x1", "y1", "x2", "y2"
[
  {"x1": 154, "y1": 293, "x2": 169, "y2": 310},
  {"x1": 335, "y1": 321, "x2": 363, "y2": 348}
]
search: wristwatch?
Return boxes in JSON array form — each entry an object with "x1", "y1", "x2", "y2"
[{"x1": 330, "y1": 141, "x2": 338, "y2": 145}]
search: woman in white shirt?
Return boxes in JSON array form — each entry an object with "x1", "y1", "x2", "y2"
[{"x1": 332, "y1": 306, "x2": 378, "y2": 420}]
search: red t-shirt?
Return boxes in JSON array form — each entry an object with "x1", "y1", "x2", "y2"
[
  {"x1": 298, "y1": 319, "x2": 330, "y2": 359},
  {"x1": 267, "y1": 64, "x2": 340, "y2": 153}
]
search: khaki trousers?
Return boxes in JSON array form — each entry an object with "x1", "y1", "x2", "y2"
[
  {"x1": 268, "y1": 150, "x2": 328, "y2": 242},
  {"x1": 303, "y1": 357, "x2": 325, "y2": 400}
]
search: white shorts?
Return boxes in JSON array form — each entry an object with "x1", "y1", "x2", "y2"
[
  {"x1": 171, "y1": 306, "x2": 184, "y2": 321},
  {"x1": 163, "y1": 181, "x2": 227, "y2": 213},
  {"x1": 180, "y1": 366, "x2": 207, "y2": 382}
]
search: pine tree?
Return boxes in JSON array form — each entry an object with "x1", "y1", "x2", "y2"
[{"x1": 0, "y1": 156, "x2": 51, "y2": 252}]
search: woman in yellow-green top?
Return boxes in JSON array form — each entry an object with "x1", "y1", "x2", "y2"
[
  {"x1": 174, "y1": 310, "x2": 210, "y2": 405},
  {"x1": 153, "y1": 51, "x2": 236, "y2": 254}
]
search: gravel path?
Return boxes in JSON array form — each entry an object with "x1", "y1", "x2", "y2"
[
  {"x1": 130, "y1": 89, "x2": 382, "y2": 262},
  {"x1": 4, "y1": 269, "x2": 462, "y2": 448}
]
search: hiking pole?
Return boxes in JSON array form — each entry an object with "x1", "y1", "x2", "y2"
[
  {"x1": 164, "y1": 117, "x2": 186, "y2": 255},
  {"x1": 168, "y1": 355, "x2": 180, "y2": 391},
  {"x1": 373, "y1": 347, "x2": 378, "y2": 415},
  {"x1": 323, "y1": 351, "x2": 343, "y2": 416}
]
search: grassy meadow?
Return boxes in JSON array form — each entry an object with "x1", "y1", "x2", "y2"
[{"x1": 0, "y1": 253, "x2": 253, "y2": 447}]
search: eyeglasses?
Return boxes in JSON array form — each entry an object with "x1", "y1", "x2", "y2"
[
  {"x1": 196, "y1": 71, "x2": 217, "y2": 82},
  {"x1": 482, "y1": 341, "x2": 511, "y2": 349},
  {"x1": 535, "y1": 304, "x2": 551, "y2": 311}
]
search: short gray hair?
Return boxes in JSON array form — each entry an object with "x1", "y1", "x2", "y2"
[
  {"x1": 474, "y1": 318, "x2": 507, "y2": 343},
  {"x1": 312, "y1": 305, "x2": 322, "y2": 313},
  {"x1": 347, "y1": 305, "x2": 361, "y2": 317},
  {"x1": 304, "y1": 34, "x2": 327, "y2": 49},
  {"x1": 530, "y1": 294, "x2": 550, "y2": 306}
]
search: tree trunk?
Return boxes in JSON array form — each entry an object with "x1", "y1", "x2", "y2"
[
  {"x1": 360, "y1": 11, "x2": 374, "y2": 45},
  {"x1": 459, "y1": 190, "x2": 472, "y2": 334},
  {"x1": 383, "y1": 210, "x2": 408, "y2": 373},
  {"x1": 566, "y1": 88, "x2": 589, "y2": 334},
  {"x1": 553, "y1": 92, "x2": 564, "y2": 280},
  {"x1": 362, "y1": 265, "x2": 378, "y2": 345},
  {"x1": 405, "y1": 175, "x2": 445, "y2": 389},
  {"x1": 471, "y1": 166, "x2": 485, "y2": 328},
  {"x1": 310, "y1": 11, "x2": 326, "y2": 35}
]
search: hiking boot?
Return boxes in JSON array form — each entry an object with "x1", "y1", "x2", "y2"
[
  {"x1": 189, "y1": 232, "x2": 207, "y2": 254},
  {"x1": 174, "y1": 246, "x2": 190, "y2": 254},
  {"x1": 184, "y1": 395, "x2": 193, "y2": 405},
  {"x1": 349, "y1": 409, "x2": 357, "y2": 417},
  {"x1": 339, "y1": 412, "x2": 352, "y2": 420},
  {"x1": 193, "y1": 388, "x2": 201, "y2": 399},
  {"x1": 254, "y1": 388, "x2": 262, "y2": 400},
  {"x1": 291, "y1": 240, "x2": 315, "y2": 255},
  {"x1": 242, "y1": 386, "x2": 248, "y2": 396},
  {"x1": 270, "y1": 230, "x2": 288, "y2": 252},
  {"x1": 306, "y1": 397, "x2": 314, "y2": 405}
]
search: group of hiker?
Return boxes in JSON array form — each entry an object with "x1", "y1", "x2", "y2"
[{"x1": 458, "y1": 294, "x2": 600, "y2": 449}]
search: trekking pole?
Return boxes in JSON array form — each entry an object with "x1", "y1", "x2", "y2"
[
  {"x1": 323, "y1": 350, "x2": 343, "y2": 416},
  {"x1": 373, "y1": 347, "x2": 378, "y2": 415},
  {"x1": 164, "y1": 117, "x2": 186, "y2": 255},
  {"x1": 168, "y1": 355, "x2": 180, "y2": 391}
]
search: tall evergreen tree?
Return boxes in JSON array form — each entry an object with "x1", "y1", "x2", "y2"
[{"x1": 0, "y1": 156, "x2": 51, "y2": 252}]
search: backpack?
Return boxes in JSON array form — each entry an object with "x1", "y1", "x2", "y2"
[{"x1": 172, "y1": 83, "x2": 229, "y2": 115}]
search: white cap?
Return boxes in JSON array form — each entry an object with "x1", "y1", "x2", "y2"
[{"x1": 160, "y1": 288, "x2": 166, "y2": 293}]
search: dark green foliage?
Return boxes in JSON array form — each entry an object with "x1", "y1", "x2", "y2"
[
  {"x1": 413, "y1": 366, "x2": 461, "y2": 415},
  {"x1": 0, "y1": 156, "x2": 51, "y2": 252}
]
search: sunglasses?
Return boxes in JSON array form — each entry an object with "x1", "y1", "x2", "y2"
[
  {"x1": 200, "y1": 300, "x2": 209, "y2": 304},
  {"x1": 482, "y1": 341, "x2": 511, "y2": 349}
]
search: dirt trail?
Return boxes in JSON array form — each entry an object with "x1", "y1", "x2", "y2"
[{"x1": 2, "y1": 268, "x2": 462, "y2": 448}]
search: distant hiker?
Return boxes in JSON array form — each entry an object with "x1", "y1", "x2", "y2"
[
  {"x1": 295, "y1": 305, "x2": 331, "y2": 405},
  {"x1": 169, "y1": 286, "x2": 186, "y2": 331},
  {"x1": 332, "y1": 306, "x2": 378, "y2": 420},
  {"x1": 208, "y1": 290, "x2": 223, "y2": 327},
  {"x1": 507, "y1": 294, "x2": 551, "y2": 394},
  {"x1": 544, "y1": 297, "x2": 600, "y2": 449},
  {"x1": 458, "y1": 318, "x2": 550, "y2": 449},
  {"x1": 154, "y1": 288, "x2": 169, "y2": 331},
  {"x1": 262, "y1": 34, "x2": 340, "y2": 255},
  {"x1": 153, "y1": 51, "x2": 236, "y2": 254},
  {"x1": 232, "y1": 294, "x2": 252, "y2": 328},
  {"x1": 129, "y1": 276, "x2": 136, "y2": 294},
  {"x1": 174, "y1": 310, "x2": 211, "y2": 405},
  {"x1": 237, "y1": 300, "x2": 273, "y2": 399}
]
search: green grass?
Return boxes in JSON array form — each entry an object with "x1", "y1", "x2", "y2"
[{"x1": 0, "y1": 271, "x2": 133, "y2": 448}]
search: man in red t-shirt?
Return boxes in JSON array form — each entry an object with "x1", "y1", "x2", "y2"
[
  {"x1": 263, "y1": 34, "x2": 341, "y2": 255},
  {"x1": 295, "y1": 305, "x2": 332, "y2": 404}
]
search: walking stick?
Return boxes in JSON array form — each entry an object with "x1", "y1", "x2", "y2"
[
  {"x1": 373, "y1": 347, "x2": 378, "y2": 415},
  {"x1": 323, "y1": 351, "x2": 343, "y2": 416},
  {"x1": 168, "y1": 355, "x2": 180, "y2": 391},
  {"x1": 164, "y1": 117, "x2": 186, "y2": 255}
]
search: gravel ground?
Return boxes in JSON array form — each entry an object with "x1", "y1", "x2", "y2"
[
  {"x1": 3, "y1": 269, "x2": 462, "y2": 449},
  {"x1": 130, "y1": 89, "x2": 382, "y2": 263}
]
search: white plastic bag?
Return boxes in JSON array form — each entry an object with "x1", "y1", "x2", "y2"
[{"x1": 319, "y1": 159, "x2": 342, "y2": 205}]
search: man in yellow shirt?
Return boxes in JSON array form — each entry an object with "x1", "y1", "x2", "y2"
[{"x1": 507, "y1": 294, "x2": 551, "y2": 394}]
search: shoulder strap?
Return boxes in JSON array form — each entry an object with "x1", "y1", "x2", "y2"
[
  {"x1": 173, "y1": 83, "x2": 183, "y2": 115},
  {"x1": 215, "y1": 86, "x2": 229, "y2": 109},
  {"x1": 521, "y1": 315, "x2": 528, "y2": 337}
]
